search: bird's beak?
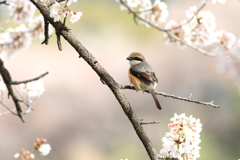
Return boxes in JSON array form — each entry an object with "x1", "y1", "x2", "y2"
[{"x1": 126, "y1": 57, "x2": 132, "y2": 61}]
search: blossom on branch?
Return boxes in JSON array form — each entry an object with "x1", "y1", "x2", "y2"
[
  {"x1": 139, "y1": 0, "x2": 169, "y2": 27},
  {"x1": 49, "y1": 1, "x2": 82, "y2": 23},
  {"x1": 215, "y1": 30, "x2": 236, "y2": 50},
  {"x1": 34, "y1": 138, "x2": 51, "y2": 156},
  {"x1": 14, "y1": 148, "x2": 35, "y2": 160},
  {"x1": 0, "y1": 24, "x2": 32, "y2": 57},
  {"x1": 201, "y1": 0, "x2": 226, "y2": 4},
  {"x1": 116, "y1": 0, "x2": 143, "y2": 10},
  {"x1": 160, "y1": 113, "x2": 202, "y2": 160},
  {"x1": 67, "y1": 0, "x2": 78, "y2": 6},
  {"x1": 8, "y1": 0, "x2": 36, "y2": 23},
  {"x1": 70, "y1": 11, "x2": 83, "y2": 23},
  {"x1": 182, "y1": 6, "x2": 216, "y2": 47},
  {"x1": 164, "y1": 20, "x2": 185, "y2": 48},
  {"x1": 19, "y1": 80, "x2": 45, "y2": 101}
]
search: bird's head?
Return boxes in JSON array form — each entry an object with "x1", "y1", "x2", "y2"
[{"x1": 126, "y1": 52, "x2": 146, "y2": 66}]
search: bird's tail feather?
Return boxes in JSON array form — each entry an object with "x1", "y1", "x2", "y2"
[{"x1": 149, "y1": 89, "x2": 162, "y2": 110}]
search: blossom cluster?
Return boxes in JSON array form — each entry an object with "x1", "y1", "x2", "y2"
[
  {"x1": 14, "y1": 148, "x2": 35, "y2": 160},
  {"x1": 19, "y1": 80, "x2": 45, "y2": 102},
  {"x1": 50, "y1": 1, "x2": 82, "y2": 23},
  {"x1": 1, "y1": 0, "x2": 82, "y2": 58},
  {"x1": 0, "y1": 0, "x2": 52, "y2": 57},
  {"x1": 34, "y1": 138, "x2": 52, "y2": 156},
  {"x1": 0, "y1": 79, "x2": 44, "y2": 103},
  {"x1": 14, "y1": 138, "x2": 51, "y2": 160},
  {"x1": 8, "y1": 0, "x2": 36, "y2": 23},
  {"x1": 160, "y1": 113, "x2": 202, "y2": 160},
  {"x1": 117, "y1": 0, "x2": 169, "y2": 26}
]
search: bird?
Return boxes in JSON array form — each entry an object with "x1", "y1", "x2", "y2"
[{"x1": 127, "y1": 52, "x2": 162, "y2": 110}]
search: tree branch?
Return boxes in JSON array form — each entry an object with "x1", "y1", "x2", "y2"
[
  {"x1": 0, "y1": 58, "x2": 24, "y2": 122},
  {"x1": 29, "y1": 1, "x2": 160, "y2": 159},
  {"x1": 119, "y1": 85, "x2": 219, "y2": 108},
  {"x1": 0, "y1": 0, "x2": 8, "y2": 5},
  {"x1": 11, "y1": 72, "x2": 49, "y2": 85}
]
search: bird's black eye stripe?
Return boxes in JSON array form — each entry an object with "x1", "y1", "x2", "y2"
[{"x1": 133, "y1": 57, "x2": 143, "y2": 61}]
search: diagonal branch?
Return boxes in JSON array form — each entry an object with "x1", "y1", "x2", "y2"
[
  {"x1": 29, "y1": 1, "x2": 159, "y2": 159},
  {"x1": 119, "y1": 85, "x2": 219, "y2": 108}
]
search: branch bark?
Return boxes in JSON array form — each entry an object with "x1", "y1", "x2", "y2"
[{"x1": 0, "y1": 58, "x2": 24, "y2": 122}]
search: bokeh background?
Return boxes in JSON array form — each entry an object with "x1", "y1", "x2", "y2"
[{"x1": 1, "y1": 0, "x2": 240, "y2": 160}]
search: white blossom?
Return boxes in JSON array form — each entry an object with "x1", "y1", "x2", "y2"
[
  {"x1": 160, "y1": 113, "x2": 202, "y2": 160},
  {"x1": 116, "y1": 0, "x2": 142, "y2": 10},
  {"x1": 163, "y1": 20, "x2": 186, "y2": 49},
  {"x1": 50, "y1": 9, "x2": 60, "y2": 22},
  {"x1": 201, "y1": 0, "x2": 226, "y2": 4},
  {"x1": 8, "y1": 0, "x2": 36, "y2": 23},
  {"x1": 70, "y1": 11, "x2": 83, "y2": 23},
  {"x1": 50, "y1": 1, "x2": 61, "y2": 22},
  {"x1": 52, "y1": 1, "x2": 61, "y2": 11},
  {"x1": 38, "y1": 143, "x2": 51, "y2": 156},
  {"x1": 139, "y1": 0, "x2": 169, "y2": 27},
  {"x1": 215, "y1": 30, "x2": 236, "y2": 50},
  {"x1": 19, "y1": 80, "x2": 45, "y2": 100},
  {"x1": 67, "y1": 0, "x2": 78, "y2": 6},
  {"x1": 182, "y1": 6, "x2": 216, "y2": 47},
  {"x1": 0, "y1": 24, "x2": 32, "y2": 57}
]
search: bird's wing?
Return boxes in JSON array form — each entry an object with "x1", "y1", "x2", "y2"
[{"x1": 130, "y1": 62, "x2": 158, "y2": 84}]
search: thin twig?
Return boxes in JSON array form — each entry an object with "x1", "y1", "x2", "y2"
[
  {"x1": 0, "y1": 101, "x2": 18, "y2": 115},
  {"x1": 56, "y1": 30, "x2": 62, "y2": 51},
  {"x1": 119, "y1": 85, "x2": 219, "y2": 108},
  {"x1": 41, "y1": 18, "x2": 50, "y2": 45},
  {"x1": 140, "y1": 121, "x2": 161, "y2": 125},
  {"x1": 11, "y1": 72, "x2": 49, "y2": 85},
  {"x1": 166, "y1": 3, "x2": 206, "y2": 31}
]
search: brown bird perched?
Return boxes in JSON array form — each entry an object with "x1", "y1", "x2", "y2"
[{"x1": 127, "y1": 52, "x2": 162, "y2": 110}]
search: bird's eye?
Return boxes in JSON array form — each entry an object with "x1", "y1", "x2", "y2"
[{"x1": 133, "y1": 57, "x2": 143, "y2": 61}]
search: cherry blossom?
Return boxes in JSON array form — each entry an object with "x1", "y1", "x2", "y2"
[
  {"x1": 182, "y1": 6, "x2": 216, "y2": 47},
  {"x1": 160, "y1": 113, "x2": 202, "y2": 160},
  {"x1": 70, "y1": 11, "x2": 83, "y2": 23},
  {"x1": 34, "y1": 138, "x2": 51, "y2": 156},
  {"x1": 163, "y1": 20, "x2": 186, "y2": 48},
  {"x1": 19, "y1": 80, "x2": 45, "y2": 101},
  {"x1": 67, "y1": 0, "x2": 78, "y2": 6},
  {"x1": 50, "y1": 1, "x2": 82, "y2": 23},
  {"x1": 8, "y1": 0, "x2": 36, "y2": 23},
  {"x1": 14, "y1": 148, "x2": 35, "y2": 160},
  {"x1": 215, "y1": 30, "x2": 236, "y2": 50},
  {"x1": 139, "y1": 0, "x2": 169, "y2": 27},
  {"x1": 0, "y1": 24, "x2": 32, "y2": 57},
  {"x1": 201, "y1": 0, "x2": 226, "y2": 4}
]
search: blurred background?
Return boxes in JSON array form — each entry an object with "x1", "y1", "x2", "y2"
[{"x1": 0, "y1": 0, "x2": 240, "y2": 160}]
